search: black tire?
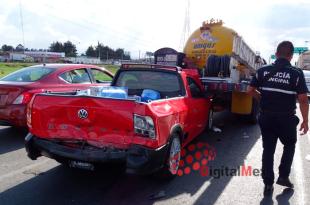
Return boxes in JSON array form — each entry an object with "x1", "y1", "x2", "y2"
[
  {"x1": 205, "y1": 55, "x2": 230, "y2": 77},
  {"x1": 206, "y1": 109, "x2": 214, "y2": 131},
  {"x1": 153, "y1": 134, "x2": 181, "y2": 179}
]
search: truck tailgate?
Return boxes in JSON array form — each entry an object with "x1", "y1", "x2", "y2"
[{"x1": 29, "y1": 94, "x2": 137, "y2": 148}]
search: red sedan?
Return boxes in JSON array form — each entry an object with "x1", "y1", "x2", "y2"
[{"x1": 0, "y1": 64, "x2": 114, "y2": 127}]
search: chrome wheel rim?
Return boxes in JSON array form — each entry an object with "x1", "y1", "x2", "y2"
[{"x1": 168, "y1": 137, "x2": 181, "y2": 175}]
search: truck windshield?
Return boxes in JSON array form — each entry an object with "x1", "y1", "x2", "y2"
[
  {"x1": 115, "y1": 70, "x2": 183, "y2": 98},
  {"x1": 0, "y1": 66, "x2": 55, "y2": 82}
]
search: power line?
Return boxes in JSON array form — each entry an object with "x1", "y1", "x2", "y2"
[
  {"x1": 179, "y1": 0, "x2": 191, "y2": 51},
  {"x1": 19, "y1": 0, "x2": 25, "y2": 52}
]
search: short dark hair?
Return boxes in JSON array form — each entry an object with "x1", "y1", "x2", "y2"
[{"x1": 276, "y1": 41, "x2": 294, "y2": 58}]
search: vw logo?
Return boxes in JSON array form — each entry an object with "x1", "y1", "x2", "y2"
[{"x1": 78, "y1": 109, "x2": 88, "y2": 119}]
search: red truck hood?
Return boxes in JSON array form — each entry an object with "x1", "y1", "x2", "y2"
[{"x1": 29, "y1": 94, "x2": 147, "y2": 149}]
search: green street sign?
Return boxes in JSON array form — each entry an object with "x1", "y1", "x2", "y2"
[
  {"x1": 271, "y1": 54, "x2": 276, "y2": 59},
  {"x1": 294, "y1": 47, "x2": 308, "y2": 54}
]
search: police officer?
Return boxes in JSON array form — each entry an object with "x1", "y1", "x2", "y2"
[{"x1": 248, "y1": 41, "x2": 309, "y2": 196}]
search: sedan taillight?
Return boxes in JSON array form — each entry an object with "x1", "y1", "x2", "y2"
[
  {"x1": 12, "y1": 92, "x2": 33, "y2": 105},
  {"x1": 26, "y1": 94, "x2": 36, "y2": 129}
]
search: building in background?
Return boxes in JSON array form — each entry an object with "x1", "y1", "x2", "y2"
[
  {"x1": 297, "y1": 51, "x2": 310, "y2": 70},
  {"x1": 64, "y1": 56, "x2": 101, "y2": 64},
  {"x1": 0, "y1": 51, "x2": 65, "y2": 63},
  {"x1": 24, "y1": 51, "x2": 65, "y2": 63},
  {"x1": 9, "y1": 53, "x2": 33, "y2": 62}
]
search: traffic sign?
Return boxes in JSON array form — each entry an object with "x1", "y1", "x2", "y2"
[{"x1": 294, "y1": 47, "x2": 308, "y2": 54}]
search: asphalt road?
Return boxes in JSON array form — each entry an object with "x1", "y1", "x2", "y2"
[{"x1": 0, "y1": 109, "x2": 309, "y2": 205}]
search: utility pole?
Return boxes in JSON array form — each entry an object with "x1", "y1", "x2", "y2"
[
  {"x1": 97, "y1": 41, "x2": 101, "y2": 60},
  {"x1": 305, "y1": 41, "x2": 309, "y2": 49}
]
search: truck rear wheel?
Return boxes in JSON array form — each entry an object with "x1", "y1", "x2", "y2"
[
  {"x1": 205, "y1": 55, "x2": 230, "y2": 77},
  {"x1": 206, "y1": 109, "x2": 214, "y2": 130},
  {"x1": 154, "y1": 134, "x2": 181, "y2": 179}
]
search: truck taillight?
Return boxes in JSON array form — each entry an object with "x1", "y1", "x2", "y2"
[
  {"x1": 13, "y1": 92, "x2": 33, "y2": 105},
  {"x1": 134, "y1": 114, "x2": 156, "y2": 139}
]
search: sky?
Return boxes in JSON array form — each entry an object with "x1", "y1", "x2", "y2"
[{"x1": 0, "y1": 0, "x2": 310, "y2": 61}]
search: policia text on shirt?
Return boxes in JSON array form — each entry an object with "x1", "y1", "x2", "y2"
[{"x1": 247, "y1": 41, "x2": 309, "y2": 197}]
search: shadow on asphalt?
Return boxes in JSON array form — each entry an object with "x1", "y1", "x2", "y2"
[
  {"x1": 0, "y1": 111, "x2": 262, "y2": 205},
  {"x1": 191, "y1": 111, "x2": 261, "y2": 205},
  {"x1": 0, "y1": 126, "x2": 27, "y2": 155},
  {"x1": 259, "y1": 188, "x2": 294, "y2": 205}
]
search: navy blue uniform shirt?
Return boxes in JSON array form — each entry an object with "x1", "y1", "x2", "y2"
[{"x1": 250, "y1": 58, "x2": 308, "y2": 113}]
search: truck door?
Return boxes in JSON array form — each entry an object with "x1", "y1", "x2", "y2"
[{"x1": 186, "y1": 77, "x2": 209, "y2": 141}]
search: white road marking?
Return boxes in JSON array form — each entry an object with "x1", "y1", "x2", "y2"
[
  {"x1": 293, "y1": 140, "x2": 305, "y2": 205},
  {"x1": 192, "y1": 180, "x2": 212, "y2": 202},
  {"x1": 0, "y1": 159, "x2": 51, "y2": 182}
]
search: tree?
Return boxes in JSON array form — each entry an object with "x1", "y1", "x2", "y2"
[
  {"x1": 15, "y1": 44, "x2": 24, "y2": 52},
  {"x1": 122, "y1": 51, "x2": 131, "y2": 60},
  {"x1": 114, "y1": 48, "x2": 130, "y2": 60},
  {"x1": 49, "y1": 41, "x2": 77, "y2": 57},
  {"x1": 49, "y1": 41, "x2": 64, "y2": 52},
  {"x1": 115, "y1": 48, "x2": 124, "y2": 59},
  {"x1": 86, "y1": 46, "x2": 97, "y2": 57},
  {"x1": 63, "y1": 41, "x2": 77, "y2": 57},
  {"x1": 85, "y1": 43, "x2": 131, "y2": 60},
  {"x1": 1, "y1": 44, "x2": 14, "y2": 52},
  {"x1": 95, "y1": 43, "x2": 112, "y2": 60}
]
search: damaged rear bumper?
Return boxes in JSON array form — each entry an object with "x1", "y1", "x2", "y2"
[{"x1": 25, "y1": 134, "x2": 169, "y2": 175}]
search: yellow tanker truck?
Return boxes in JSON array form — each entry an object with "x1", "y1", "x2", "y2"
[
  {"x1": 184, "y1": 20, "x2": 265, "y2": 123},
  {"x1": 154, "y1": 20, "x2": 265, "y2": 123}
]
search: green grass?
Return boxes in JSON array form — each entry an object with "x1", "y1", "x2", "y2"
[
  {"x1": 0, "y1": 63, "x2": 119, "y2": 79},
  {"x1": 99, "y1": 64, "x2": 119, "y2": 74}
]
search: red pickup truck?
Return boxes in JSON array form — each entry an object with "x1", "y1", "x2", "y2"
[{"x1": 25, "y1": 64, "x2": 212, "y2": 177}]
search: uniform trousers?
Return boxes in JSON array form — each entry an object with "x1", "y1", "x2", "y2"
[{"x1": 258, "y1": 112, "x2": 299, "y2": 185}]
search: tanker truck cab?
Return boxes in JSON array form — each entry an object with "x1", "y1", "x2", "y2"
[{"x1": 26, "y1": 64, "x2": 212, "y2": 177}]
